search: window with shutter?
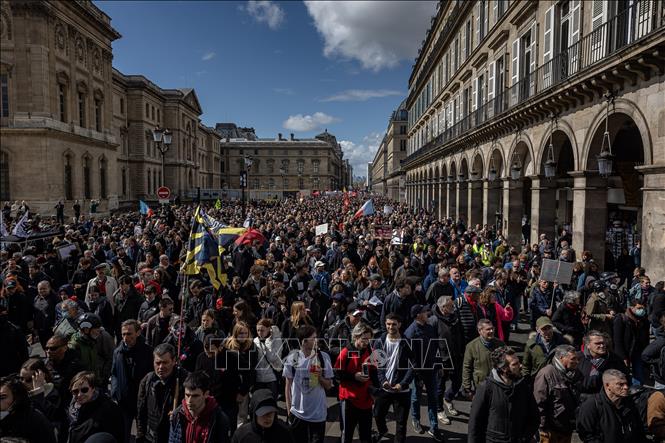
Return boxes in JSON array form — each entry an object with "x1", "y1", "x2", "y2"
[
  {"x1": 543, "y1": 6, "x2": 554, "y2": 88},
  {"x1": 637, "y1": 0, "x2": 653, "y2": 38},
  {"x1": 472, "y1": 77, "x2": 478, "y2": 112},
  {"x1": 591, "y1": 0, "x2": 607, "y2": 62},
  {"x1": 488, "y1": 61, "x2": 495, "y2": 102}
]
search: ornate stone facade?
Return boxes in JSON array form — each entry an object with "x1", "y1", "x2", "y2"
[
  {"x1": 0, "y1": 0, "x2": 221, "y2": 212},
  {"x1": 403, "y1": 0, "x2": 665, "y2": 274}
]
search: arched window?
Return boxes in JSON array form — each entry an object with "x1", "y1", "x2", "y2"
[
  {"x1": 64, "y1": 153, "x2": 73, "y2": 200},
  {"x1": 99, "y1": 157, "x2": 107, "y2": 198},
  {"x1": 0, "y1": 151, "x2": 9, "y2": 200},
  {"x1": 83, "y1": 156, "x2": 91, "y2": 199}
]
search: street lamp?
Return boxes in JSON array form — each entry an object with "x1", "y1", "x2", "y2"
[
  {"x1": 510, "y1": 152, "x2": 522, "y2": 180},
  {"x1": 488, "y1": 157, "x2": 498, "y2": 181},
  {"x1": 544, "y1": 114, "x2": 557, "y2": 179},
  {"x1": 152, "y1": 126, "x2": 172, "y2": 187},
  {"x1": 597, "y1": 92, "x2": 615, "y2": 177}
]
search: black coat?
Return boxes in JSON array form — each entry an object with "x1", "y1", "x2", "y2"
[
  {"x1": 468, "y1": 371, "x2": 539, "y2": 443},
  {"x1": 0, "y1": 404, "x2": 56, "y2": 443},
  {"x1": 110, "y1": 338, "x2": 153, "y2": 414},
  {"x1": 431, "y1": 305, "x2": 465, "y2": 363},
  {"x1": 137, "y1": 368, "x2": 189, "y2": 443},
  {"x1": 552, "y1": 303, "x2": 585, "y2": 346},
  {"x1": 576, "y1": 350, "x2": 630, "y2": 398},
  {"x1": 0, "y1": 317, "x2": 29, "y2": 377},
  {"x1": 67, "y1": 394, "x2": 124, "y2": 443},
  {"x1": 231, "y1": 389, "x2": 294, "y2": 443},
  {"x1": 612, "y1": 312, "x2": 650, "y2": 361},
  {"x1": 576, "y1": 388, "x2": 647, "y2": 443}
]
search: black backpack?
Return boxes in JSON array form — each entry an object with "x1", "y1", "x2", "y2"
[{"x1": 631, "y1": 385, "x2": 663, "y2": 435}]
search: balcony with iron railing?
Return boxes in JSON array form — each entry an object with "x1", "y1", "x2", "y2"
[{"x1": 404, "y1": 1, "x2": 664, "y2": 166}]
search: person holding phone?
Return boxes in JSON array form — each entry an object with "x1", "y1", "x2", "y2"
[{"x1": 334, "y1": 322, "x2": 377, "y2": 443}]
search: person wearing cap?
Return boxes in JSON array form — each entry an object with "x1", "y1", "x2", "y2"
[
  {"x1": 522, "y1": 316, "x2": 567, "y2": 377},
  {"x1": 327, "y1": 302, "x2": 364, "y2": 363},
  {"x1": 68, "y1": 312, "x2": 115, "y2": 391},
  {"x1": 404, "y1": 304, "x2": 443, "y2": 440},
  {"x1": 358, "y1": 273, "x2": 387, "y2": 330},
  {"x1": 232, "y1": 388, "x2": 292, "y2": 443},
  {"x1": 85, "y1": 262, "x2": 118, "y2": 313},
  {"x1": 456, "y1": 285, "x2": 482, "y2": 344},
  {"x1": 312, "y1": 260, "x2": 331, "y2": 299},
  {"x1": 168, "y1": 371, "x2": 231, "y2": 443}
]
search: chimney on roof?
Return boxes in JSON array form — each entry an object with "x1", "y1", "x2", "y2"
[
  {"x1": 278, "y1": 133, "x2": 283, "y2": 141},
  {"x1": 290, "y1": 133, "x2": 294, "y2": 141}
]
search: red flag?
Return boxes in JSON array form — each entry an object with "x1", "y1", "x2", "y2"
[{"x1": 343, "y1": 193, "x2": 350, "y2": 211}]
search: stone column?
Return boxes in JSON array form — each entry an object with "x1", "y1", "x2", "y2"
[
  {"x1": 469, "y1": 180, "x2": 484, "y2": 227},
  {"x1": 483, "y1": 180, "x2": 501, "y2": 227},
  {"x1": 571, "y1": 171, "x2": 609, "y2": 269},
  {"x1": 438, "y1": 180, "x2": 446, "y2": 220},
  {"x1": 530, "y1": 176, "x2": 557, "y2": 244},
  {"x1": 503, "y1": 179, "x2": 524, "y2": 247},
  {"x1": 637, "y1": 165, "x2": 665, "y2": 279},
  {"x1": 458, "y1": 181, "x2": 469, "y2": 225},
  {"x1": 447, "y1": 182, "x2": 456, "y2": 220}
]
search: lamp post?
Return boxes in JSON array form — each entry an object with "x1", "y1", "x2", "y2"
[
  {"x1": 597, "y1": 92, "x2": 615, "y2": 177},
  {"x1": 152, "y1": 126, "x2": 172, "y2": 188}
]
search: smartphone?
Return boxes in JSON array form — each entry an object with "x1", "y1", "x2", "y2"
[{"x1": 362, "y1": 362, "x2": 370, "y2": 377}]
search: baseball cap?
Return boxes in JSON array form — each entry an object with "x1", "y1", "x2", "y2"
[
  {"x1": 410, "y1": 304, "x2": 430, "y2": 318},
  {"x1": 315, "y1": 261, "x2": 326, "y2": 268},
  {"x1": 255, "y1": 405, "x2": 278, "y2": 417},
  {"x1": 536, "y1": 316, "x2": 554, "y2": 330}
]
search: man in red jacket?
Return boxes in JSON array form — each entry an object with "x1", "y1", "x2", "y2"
[{"x1": 334, "y1": 322, "x2": 377, "y2": 443}]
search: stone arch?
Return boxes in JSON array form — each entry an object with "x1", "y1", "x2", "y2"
[
  {"x1": 471, "y1": 150, "x2": 485, "y2": 179},
  {"x1": 487, "y1": 146, "x2": 505, "y2": 179},
  {"x1": 581, "y1": 98, "x2": 653, "y2": 169},
  {"x1": 507, "y1": 131, "x2": 537, "y2": 177},
  {"x1": 536, "y1": 118, "x2": 580, "y2": 173},
  {"x1": 460, "y1": 156, "x2": 470, "y2": 179}
]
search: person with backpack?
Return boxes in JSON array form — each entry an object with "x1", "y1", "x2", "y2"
[
  {"x1": 283, "y1": 325, "x2": 333, "y2": 443},
  {"x1": 642, "y1": 311, "x2": 665, "y2": 389},
  {"x1": 334, "y1": 322, "x2": 376, "y2": 443}
]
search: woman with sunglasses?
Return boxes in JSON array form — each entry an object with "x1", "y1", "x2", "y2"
[{"x1": 66, "y1": 371, "x2": 124, "y2": 443}]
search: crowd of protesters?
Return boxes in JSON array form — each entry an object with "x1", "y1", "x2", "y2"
[{"x1": 0, "y1": 194, "x2": 664, "y2": 443}]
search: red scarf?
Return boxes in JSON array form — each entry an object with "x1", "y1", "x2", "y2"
[
  {"x1": 465, "y1": 294, "x2": 478, "y2": 315},
  {"x1": 182, "y1": 396, "x2": 217, "y2": 443}
]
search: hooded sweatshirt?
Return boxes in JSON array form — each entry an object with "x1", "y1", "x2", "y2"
[{"x1": 231, "y1": 389, "x2": 293, "y2": 443}]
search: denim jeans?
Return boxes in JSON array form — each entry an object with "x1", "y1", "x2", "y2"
[{"x1": 410, "y1": 370, "x2": 438, "y2": 430}]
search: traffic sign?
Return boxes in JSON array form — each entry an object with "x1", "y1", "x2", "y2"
[{"x1": 157, "y1": 186, "x2": 170, "y2": 204}]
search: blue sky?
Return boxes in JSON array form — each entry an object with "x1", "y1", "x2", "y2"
[{"x1": 96, "y1": 1, "x2": 437, "y2": 176}]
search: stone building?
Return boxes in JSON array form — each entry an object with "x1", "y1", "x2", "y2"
[
  {"x1": 370, "y1": 99, "x2": 409, "y2": 201},
  {"x1": 403, "y1": 0, "x2": 665, "y2": 273},
  {"x1": 0, "y1": 0, "x2": 220, "y2": 212},
  {"x1": 219, "y1": 126, "x2": 345, "y2": 197},
  {"x1": 1, "y1": 0, "x2": 120, "y2": 212}
]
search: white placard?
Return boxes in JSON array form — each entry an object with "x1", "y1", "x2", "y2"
[
  {"x1": 315, "y1": 223, "x2": 329, "y2": 236},
  {"x1": 383, "y1": 205, "x2": 393, "y2": 215},
  {"x1": 540, "y1": 258, "x2": 574, "y2": 284}
]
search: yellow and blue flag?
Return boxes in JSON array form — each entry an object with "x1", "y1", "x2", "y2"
[{"x1": 182, "y1": 207, "x2": 225, "y2": 288}]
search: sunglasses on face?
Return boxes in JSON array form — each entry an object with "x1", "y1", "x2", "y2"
[{"x1": 71, "y1": 386, "x2": 91, "y2": 396}]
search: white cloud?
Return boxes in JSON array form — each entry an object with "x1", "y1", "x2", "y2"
[
  {"x1": 304, "y1": 1, "x2": 438, "y2": 71},
  {"x1": 321, "y1": 89, "x2": 403, "y2": 102},
  {"x1": 340, "y1": 132, "x2": 382, "y2": 178},
  {"x1": 241, "y1": 1, "x2": 285, "y2": 30},
  {"x1": 273, "y1": 88, "x2": 295, "y2": 95},
  {"x1": 283, "y1": 112, "x2": 338, "y2": 132},
  {"x1": 201, "y1": 51, "x2": 216, "y2": 61}
]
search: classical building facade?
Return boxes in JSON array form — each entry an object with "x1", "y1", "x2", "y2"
[
  {"x1": 370, "y1": 99, "x2": 408, "y2": 201},
  {"x1": 0, "y1": 0, "x2": 220, "y2": 212},
  {"x1": 403, "y1": 0, "x2": 665, "y2": 273},
  {"x1": 219, "y1": 126, "x2": 345, "y2": 198}
]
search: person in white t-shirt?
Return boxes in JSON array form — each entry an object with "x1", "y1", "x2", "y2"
[{"x1": 283, "y1": 324, "x2": 333, "y2": 443}]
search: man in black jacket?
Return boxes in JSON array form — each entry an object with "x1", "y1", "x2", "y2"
[
  {"x1": 431, "y1": 295, "x2": 465, "y2": 423},
  {"x1": 468, "y1": 347, "x2": 539, "y2": 443},
  {"x1": 425, "y1": 268, "x2": 453, "y2": 305},
  {"x1": 380, "y1": 278, "x2": 416, "y2": 334},
  {"x1": 137, "y1": 343, "x2": 189, "y2": 443},
  {"x1": 232, "y1": 389, "x2": 293, "y2": 443},
  {"x1": 577, "y1": 330, "x2": 630, "y2": 401},
  {"x1": 111, "y1": 319, "x2": 154, "y2": 443},
  {"x1": 576, "y1": 369, "x2": 646, "y2": 443},
  {"x1": 169, "y1": 371, "x2": 230, "y2": 443}
]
